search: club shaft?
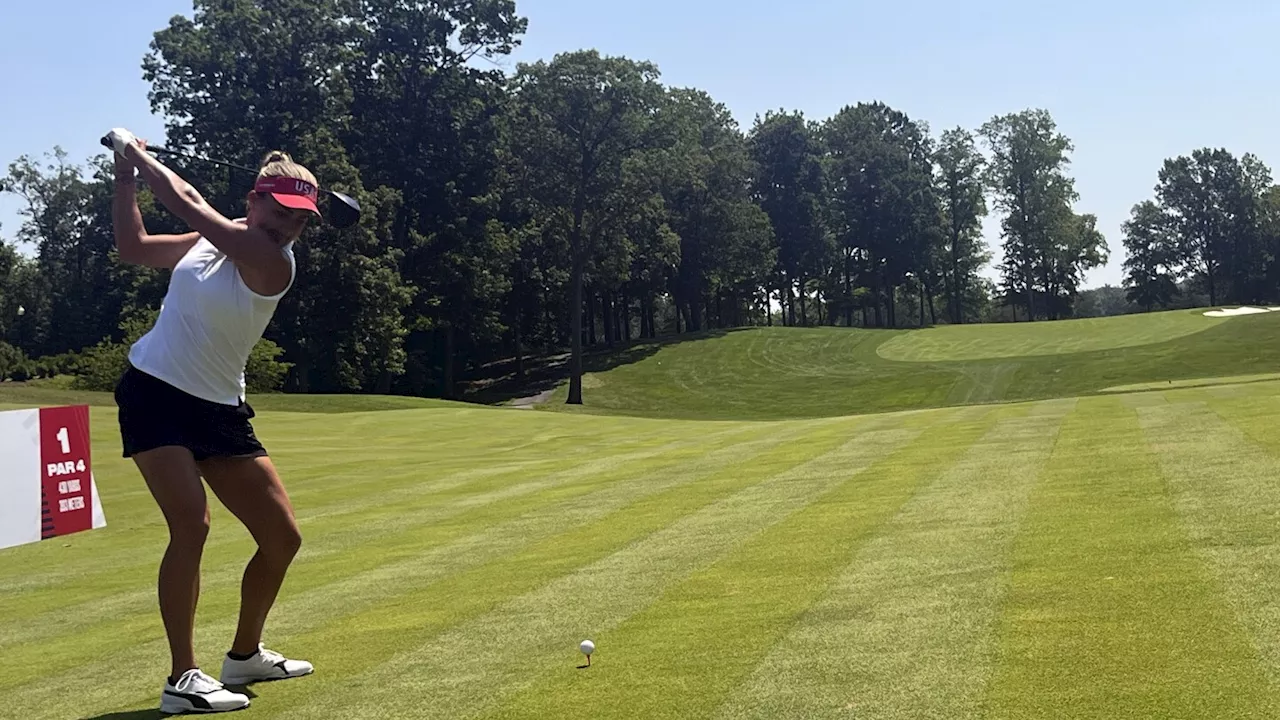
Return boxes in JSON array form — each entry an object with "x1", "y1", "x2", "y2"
[{"x1": 150, "y1": 145, "x2": 259, "y2": 175}]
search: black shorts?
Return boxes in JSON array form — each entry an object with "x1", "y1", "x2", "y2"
[{"x1": 114, "y1": 364, "x2": 268, "y2": 462}]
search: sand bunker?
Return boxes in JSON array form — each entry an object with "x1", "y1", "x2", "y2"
[{"x1": 1202, "y1": 306, "x2": 1280, "y2": 317}]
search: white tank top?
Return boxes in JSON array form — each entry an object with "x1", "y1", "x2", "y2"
[{"x1": 128, "y1": 236, "x2": 296, "y2": 406}]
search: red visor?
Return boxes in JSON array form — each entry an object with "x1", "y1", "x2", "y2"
[{"x1": 255, "y1": 176, "x2": 321, "y2": 216}]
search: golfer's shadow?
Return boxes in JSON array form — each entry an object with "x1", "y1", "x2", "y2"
[{"x1": 80, "y1": 688, "x2": 258, "y2": 719}]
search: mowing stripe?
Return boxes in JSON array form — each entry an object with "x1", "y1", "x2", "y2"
[
  {"x1": 0, "y1": 409, "x2": 686, "y2": 592},
  {"x1": 984, "y1": 396, "x2": 1280, "y2": 718},
  {"x1": 0, "y1": 432, "x2": 600, "y2": 595},
  {"x1": 0, "y1": 422, "x2": 764, "y2": 685},
  {"x1": 2, "y1": 417, "x2": 861, "y2": 716},
  {"x1": 269, "y1": 415, "x2": 932, "y2": 719},
  {"x1": 484, "y1": 406, "x2": 1008, "y2": 720},
  {"x1": 713, "y1": 399, "x2": 1071, "y2": 720},
  {"x1": 0, "y1": 426, "x2": 760, "y2": 653},
  {"x1": 1137, "y1": 400, "x2": 1280, "y2": 693},
  {"x1": 1197, "y1": 390, "x2": 1280, "y2": 457}
]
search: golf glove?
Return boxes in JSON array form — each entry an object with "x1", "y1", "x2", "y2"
[{"x1": 106, "y1": 128, "x2": 138, "y2": 158}]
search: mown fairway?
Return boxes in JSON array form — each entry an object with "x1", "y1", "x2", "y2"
[
  {"x1": 540, "y1": 309, "x2": 1280, "y2": 419},
  {"x1": 6, "y1": 310, "x2": 1280, "y2": 719}
]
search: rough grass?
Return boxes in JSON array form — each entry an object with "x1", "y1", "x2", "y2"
[
  {"x1": 6, "y1": 374, "x2": 1280, "y2": 718},
  {"x1": 535, "y1": 309, "x2": 1280, "y2": 420}
]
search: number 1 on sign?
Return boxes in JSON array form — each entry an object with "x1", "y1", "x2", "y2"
[{"x1": 56, "y1": 427, "x2": 70, "y2": 454}]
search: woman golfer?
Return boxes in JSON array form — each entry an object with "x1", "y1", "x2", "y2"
[{"x1": 107, "y1": 127, "x2": 316, "y2": 714}]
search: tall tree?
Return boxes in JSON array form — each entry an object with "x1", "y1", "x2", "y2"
[
  {"x1": 660, "y1": 88, "x2": 773, "y2": 332},
  {"x1": 142, "y1": 0, "x2": 414, "y2": 393},
  {"x1": 979, "y1": 109, "x2": 1081, "y2": 320},
  {"x1": 1041, "y1": 210, "x2": 1107, "y2": 318},
  {"x1": 0, "y1": 150, "x2": 123, "y2": 356},
  {"x1": 823, "y1": 101, "x2": 932, "y2": 327},
  {"x1": 344, "y1": 0, "x2": 526, "y2": 397},
  {"x1": 933, "y1": 127, "x2": 990, "y2": 324},
  {"x1": 1154, "y1": 148, "x2": 1272, "y2": 305},
  {"x1": 1121, "y1": 200, "x2": 1179, "y2": 311},
  {"x1": 747, "y1": 111, "x2": 828, "y2": 326},
  {"x1": 507, "y1": 49, "x2": 667, "y2": 404}
]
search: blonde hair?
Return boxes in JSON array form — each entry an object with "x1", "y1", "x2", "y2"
[{"x1": 257, "y1": 150, "x2": 317, "y2": 187}]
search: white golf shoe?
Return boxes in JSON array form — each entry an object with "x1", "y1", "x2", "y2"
[
  {"x1": 160, "y1": 668, "x2": 250, "y2": 714},
  {"x1": 220, "y1": 643, "x2": 314, "y2": 685}
]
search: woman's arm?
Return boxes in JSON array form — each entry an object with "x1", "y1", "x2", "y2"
[
  {"x1": 112, "y1": 147, "x2": 200, "y2": 269},
  {"x1": 110, "y1": 130, "x2": 291, "y2": 288}
]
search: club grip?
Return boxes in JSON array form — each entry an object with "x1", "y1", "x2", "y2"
[{"x1": 99, "y1": 136, "x2": 113, "y2": 149}]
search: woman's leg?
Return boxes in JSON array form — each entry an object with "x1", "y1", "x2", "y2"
[
  {"x1": 132, "y1": 445, "x2": 210, "y2": 680},
  {"x1": 198, "y1": 455, "x2": 303, "y2": 657}
]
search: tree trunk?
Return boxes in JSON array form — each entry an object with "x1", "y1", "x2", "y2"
[
  {"x1": 798, "y1": 276, "x2": 808, "y2": 326},
  {"x1": 621, "y1": 290, "x2": 632, "y2": 342},
  {"x1": 514, "y1": 314, "x2": 524, "y2": 380},
  {"x1": 951, "y1": 228, "x2": 962, "y2": 324},
  {"x1": 443, "y1": 324, "x2": 456, "y2": 400},
  {"x1": 601, "y1": 290, "x2": 614, "y2": 347},
  {"x1": 919, "y1": 284, "x2": 926, "y2": 327},
  {"x1": 543, "y1": 297, "x2": 556, "y2": 355},
  {"x1": 1206, "y1": 258, "x2": 1217, "y2": 306},
  {"x1": 566, "y1": 202, "x2": 585, "y2": 405},
  {"x1": 844, "y1": 257, "x2": 853, "y2": 327},
  {"x1": 587, "y1": 290, "x2": 597, "y2": 346}
]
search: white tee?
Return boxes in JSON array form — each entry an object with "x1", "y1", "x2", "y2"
[{"x1": 128, "y1": 236, "x2": 296, "y2": 406}]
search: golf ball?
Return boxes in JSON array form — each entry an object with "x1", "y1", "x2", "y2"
[{"x1": 580, "y1": 639, "x2": 595, "y2": 655}]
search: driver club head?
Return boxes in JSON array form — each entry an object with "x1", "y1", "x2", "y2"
[{"x1": 324, "y1": 190, "x2": 361, "y2": 229}]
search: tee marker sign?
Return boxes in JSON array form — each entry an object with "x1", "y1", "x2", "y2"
[{"x1": 0, "y1": 405, "x2": 106, "y2": 551}]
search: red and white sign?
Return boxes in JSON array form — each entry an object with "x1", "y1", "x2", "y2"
[{"x1": 0, "y1": 405, "x2": 106, "y2": 551}]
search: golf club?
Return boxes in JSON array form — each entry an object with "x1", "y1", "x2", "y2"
[{"x1": 99, "y1": 136, "x2": 361, "y2": 229}]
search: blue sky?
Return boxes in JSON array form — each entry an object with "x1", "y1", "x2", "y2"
[{"x1": 2, "y1": 0, "x2": 1277, "y2": 289}]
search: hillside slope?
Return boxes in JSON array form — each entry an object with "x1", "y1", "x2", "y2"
[{"x1": 535, "y1": 309, "x2": 1280, "y2": 420}]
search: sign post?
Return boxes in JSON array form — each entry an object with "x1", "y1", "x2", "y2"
[{"x1": 0, "y1": 405, "x2": 106, "y2": 551}]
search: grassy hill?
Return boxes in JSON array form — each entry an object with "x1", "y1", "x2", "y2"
[{"x1": 531, "y1": 308, "x2": 1280, "y2": 420}]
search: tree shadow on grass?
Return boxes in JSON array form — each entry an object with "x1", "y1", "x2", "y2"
[{"x1": 460, "y1": 327, "x2": 750, "y2": 406}]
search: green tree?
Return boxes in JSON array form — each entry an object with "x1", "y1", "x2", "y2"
[
  {"x1": 142, "y1": 0, "x2": 414, "y2": 394},
  {"x1": 747, "y1": 110, "x2": 828, "y2": 326},
  {"x1": 344, "y1": 0, "x2": 526, "y2": 397},
  {"x1": 1121, "y1": 200, "x2": 1179, "y2": 311},
  {"x1": 660, "y1": 88, "x2": 774, "y2": 332},
  {"x1": 933, "y1": 127, "x2": 990, "y2": 324},
  {"x1": 507, "y1": 49, "x2": 667, "y2": 404},
  {"x1": 0, "y1": 150, "x2": 132, "y2": 356},
  {"x1": 1154, "y1": 148, "x2": 1272, "y2": 305},
  {"x1": 1043, "y1": 210, "x2": 1108, "y2": 318},
  {"x1": 822, "y1": 101, "x2": 932, "y2": 327},
  {"x1": 980, "y1": 109, "x2": 1088, "y2": 321}
]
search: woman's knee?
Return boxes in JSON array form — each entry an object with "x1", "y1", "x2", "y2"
[
  {"x1": 262, "y1": 522, "x2": 301, "y2": 563},
  {"x1": 169, "y1": 505, "x2": 211, "y2": 547}
]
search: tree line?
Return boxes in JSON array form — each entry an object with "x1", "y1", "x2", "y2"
[{"x1": 0, "y1": 0, "x2": 1273, "y2": 402}]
